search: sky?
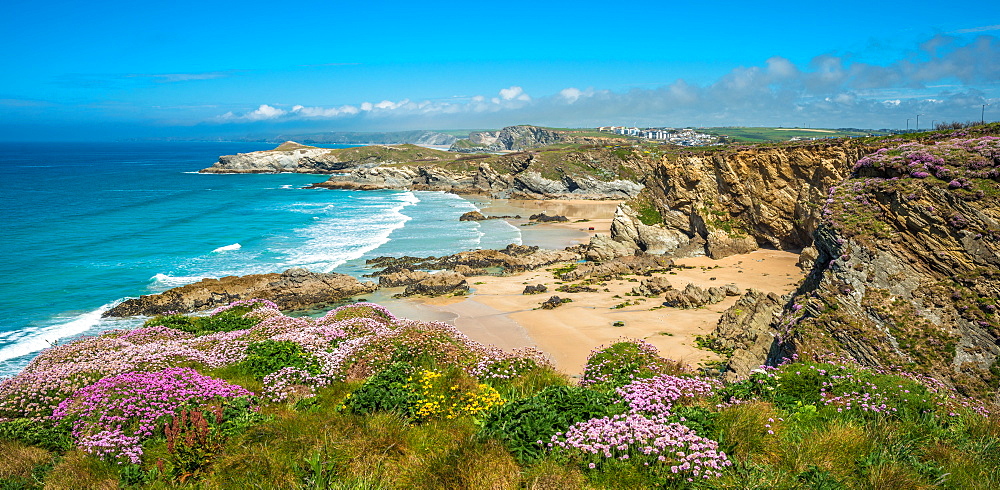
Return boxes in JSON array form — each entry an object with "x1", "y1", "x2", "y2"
[{"x1": 1, "y1": 0, "x2": 998, "y2": 140}]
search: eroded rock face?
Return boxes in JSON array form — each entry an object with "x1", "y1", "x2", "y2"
[
  {"x1": 661, "y1": 283, "x2": 740, "y2": 309},
  {"x1": 400, "y1": 271, "x2": 469, "y2": 297},
  {"x1": 561, "y1": 255, "x2": 674, "y2": 282},
  {"x1": 378, "y1": 269, "x2": 431, "y2": 287},
  {"x1": 630, "y1": 277, "x2": 674, "y2": 297},
  {"x1": 103, "y1": 268, "x2": 377, "y2": 317},
  {"x1": 709, "y1": 289, "x2": 787, "y2": 381},
  {"x1": 705, "y1": 231, "x2": 759, "y2": 259},
  {"x1": 636, "y1": 140, "x2": 874, "y2": 253},
  {"x1": 743, "y1": 134, "x2": 1000, "y2": 399}
]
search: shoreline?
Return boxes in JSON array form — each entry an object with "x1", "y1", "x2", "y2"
[{"x1": 366, "y1": 196, "x2": 806, "y2": 375}]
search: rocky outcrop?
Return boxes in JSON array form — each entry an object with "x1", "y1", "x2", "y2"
[
  {"x1": 399, "y1": 272, "x2": 469, "y2": 297},
  {"x1": 662, "y1": 283, "x2": 740, "y2": 309},
  {"x1": 717, "y1": 133, "x2": 1000, "y2": 399},
  {"x1": 103, "y1": 268, "x2": 377, "y2": 317},
  {"x1": 709, "y1": 289, "x2": 787, "y2": 381},
  {"x1": 630, "y1": 277, "x2": 674, "y2": 296},
  {"x1": 312, "y1": 161, "x2": 642, "y2": 200},
  {"x1": 705, "y1": 231, "x2": 759, "y2": 259},
  {"x1": 450, "y1": 126, "x2": 565, "y2": 153},
  {"x1": 459, "y1": 211, "x2": 490, "y2": 221},
  {"x1": 522, "y1": 284, "x2": 548, "y2": 295},
  {"x1": 540, "y1": 296, "x2": 568, "y2": 309},
  {"x1": 633, "y1": 140, "x2": 876, "y2": 256},
  {"x1": 560, "y1": 255, "x2": 674, "y2": 282},
  {"x1": 529, "y1": 213, "x2": 568, "y2": 222},
  {"x1": 202, "y1": 143, "x2": 460, "y2": 174},
  {"x1": 366, "y1": 244, "x2": 581, "y2": 277},
  {"x1": 378, "y1": 269, "x2": 431, "y2": 287}
]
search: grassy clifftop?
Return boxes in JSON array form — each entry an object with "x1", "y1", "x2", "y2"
[{"x1": 1, "y1": 300, "x2": 997, "y2": 488}]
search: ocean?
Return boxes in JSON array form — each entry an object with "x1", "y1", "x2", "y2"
[{"x1": 0, "y1": 142, "x2": 522, "y2": 378}]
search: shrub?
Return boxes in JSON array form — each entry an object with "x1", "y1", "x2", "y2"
[
  {"x1": 478, "y1": 386, "x2": 623, "y2": 463},
  {"x1": 0, "y1": 418, "x2": 73, "y2": 452},
  {"x1": 547, "y1": 413, "x2": 732, "y2": 483},
  {"x1": 341, "y1": 362, "x2": 420, "y2": 418},
  {"x1": 237, "y1": 340, "x2": 321, "y2": 379},
  {"x1": 580, "y1": 339, "x2": 684, "y2": 389}
]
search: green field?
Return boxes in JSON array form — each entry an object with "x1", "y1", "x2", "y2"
[{"x1": 698, "y1": 127, "x2": 879, "y2": 143}]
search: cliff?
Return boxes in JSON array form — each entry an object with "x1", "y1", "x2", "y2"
[
  {"x1": 708, "y1": 130, "x2": 1000, "y2": 400},
  {"x1": 450, "y1": 125, "x2": 566, "y2": 152},
  {"x1": 632, "y1": 140, "x2": 877, "y2": 255},
  {"x1": 200, "y1": 142, "x2": 462, "y2": 174},
  {"x1": 310, "y1": 145, "x2": 645, "y2": 200}
]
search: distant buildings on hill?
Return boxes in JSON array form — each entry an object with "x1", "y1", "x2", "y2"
[{"x1": 597, "y1": 126, "x2": 720, "y2": 146}]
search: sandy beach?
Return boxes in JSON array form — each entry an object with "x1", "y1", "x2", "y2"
[{"x1": 372, "y1": 198, "x2": 805, "y2": 375}]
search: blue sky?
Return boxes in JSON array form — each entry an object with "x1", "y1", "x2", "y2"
[{"x1": 1, "y1": 0, "x2": 998, "y2": 140}]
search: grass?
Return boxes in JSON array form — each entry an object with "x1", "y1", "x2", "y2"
[
  {"x1": 699, "y1": 127, "x2": 876, "y2": 143},
  {"x1": 4, "y1": 300, "x2": 1000, "y2": 489}
]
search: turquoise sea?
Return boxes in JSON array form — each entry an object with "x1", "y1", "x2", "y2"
[{"x1": 0, "y1": 142, "x2": 522, "y2": 378}]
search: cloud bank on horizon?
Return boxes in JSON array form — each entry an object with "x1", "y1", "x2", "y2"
[{"x1": 210, "y1": 34, "x2": 999, "y2": 132}]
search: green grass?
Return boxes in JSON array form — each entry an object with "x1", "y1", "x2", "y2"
[{"x1": 699, "y1": 127, "x2": 876, "y2": 143}]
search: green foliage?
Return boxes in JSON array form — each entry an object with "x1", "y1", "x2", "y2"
[
  {"x1": 478, "y1": 386, "x2": 623, "y2": 463},
  {"x1": 581, "y1": 340, "x2": 681, "y2": 390},
  {"x1": 341, "y1": 362, "x2": 420, "y2": 418},
  {"x1": 144, "y1": 305, "x2": 261, "y2": 335},
  {"x1": 237, "y1": 340, "x2": 321, "y2": 379},
  {"x1": 0, "y1": 418, "x2": 73, "y2": 452}
]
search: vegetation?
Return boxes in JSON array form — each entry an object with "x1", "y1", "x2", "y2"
[
  {"x1": 0, "y1": 301, "x2": 997, "y2": 488},
  {"x1": 699, "y1": 127, "x2": 876, "y2": 143}
]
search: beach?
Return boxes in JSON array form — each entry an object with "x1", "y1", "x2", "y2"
[{"x1": 372, "y1": 197, "x2": 806, "y2": 375}]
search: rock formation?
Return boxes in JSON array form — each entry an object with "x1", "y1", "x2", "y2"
[
  {"x1": 201, "y1": 142, "x2": 460, "y2": 174},
  {"x1": 103, "y1": 268, "x2": 377, "y2": 317},
  {"x1": 706, "y1": 132, "x2": 1000, "y2": 399},
  {"x1": 399, "y1": 271, "x2": 469, "y2": 297}
]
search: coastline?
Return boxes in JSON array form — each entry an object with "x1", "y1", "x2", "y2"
[{"x1": 367, "y1": 196, "x2": 806, "y2": 375}]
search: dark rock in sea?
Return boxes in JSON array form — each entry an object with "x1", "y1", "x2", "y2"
[
  {"x1": 529, "y1": 213, "x2": 569, "y2": 222},
  {"x1": 103, "y1": 268, "x2": 377, "y2": 317},
  {"x1": 522, "y1": 284, "x2": 548, "y2": 295},
  {"x1": 459, "y1": 211, "x2": 490, "y2": 221}
]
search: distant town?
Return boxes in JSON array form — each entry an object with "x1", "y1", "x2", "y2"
[{"x1": 598, "y1": 126, "x2": 721, "y2": 145}]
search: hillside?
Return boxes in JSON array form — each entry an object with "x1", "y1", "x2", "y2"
[{"x1": 1, "y1": 302, "x2": 996, "y2": 489}]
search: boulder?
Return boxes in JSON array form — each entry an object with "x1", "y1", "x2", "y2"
[
  {"x1": 630, "y1": 276, "x2": 674, "y2": 296},
  {"x1": 705, "y1": 230, "x2": 758, "y2": 259},
  {"x1": 400, "y1": 271, "x2": 469, "y2": 297},
  {"x1": 522, "y1": 284, "x2": 548, "y2": 295},
  {"x1": 378, "y1": 269, "x2": 431, "y2": 287},
  {"x1": 459, "y1": 211, "x2": 490, "y2": 221},
  {"x1": 540, "y1": 296, "x2": 567, "y2": 309}
]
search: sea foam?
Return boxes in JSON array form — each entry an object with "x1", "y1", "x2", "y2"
[{"x1": 212, "y1": 243, "x2": 242, "y2": 252}]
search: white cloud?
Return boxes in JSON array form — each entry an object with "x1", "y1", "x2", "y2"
[{"x1": 209, "y1": 35, "x2": 999, "y2": 129}]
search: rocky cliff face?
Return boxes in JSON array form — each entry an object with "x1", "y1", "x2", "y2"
[
  {"x1": 311, "y1": 148, "x2": 644, "y2": 200},
  {"x1": 635, "y1": 141, "x2": 876, "y2": 255},
  {"x1": 709, "y1": 132, "x2": 1000, "y2": 400},
  {"x1": 201, "y1": 142, "x2": 460, "y2": 174},
  {"x1": 450, "y1": 125, "x2": 565, "y2": 152}
]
